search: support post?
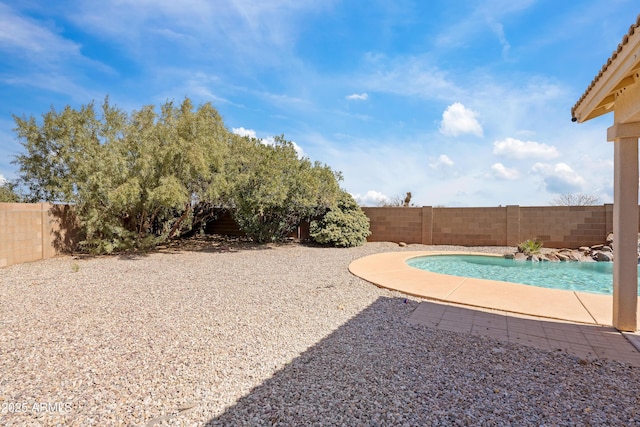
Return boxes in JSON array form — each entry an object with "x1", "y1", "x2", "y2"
[{"x1": 612, "y1": 136, "x2": 639, "y2": 331}]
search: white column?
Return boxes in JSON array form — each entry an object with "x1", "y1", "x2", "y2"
[{"x1": 613, "y1": 136, "x2": 639, "y2": 331}]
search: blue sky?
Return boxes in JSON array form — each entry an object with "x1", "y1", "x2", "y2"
[{"x1": 0, "y1": 0, "x2": 636, "y2": 206}]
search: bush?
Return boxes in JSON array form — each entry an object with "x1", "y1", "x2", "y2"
[
  {"x1": 310, "y1": 191, "x2": 370, "y2": 247},
  {"x1": 227, "y1": 135, "x2": 341, "y2": 242},
  {"x1": 518, "y1": 238, "x2": 543, "y2": 256}
]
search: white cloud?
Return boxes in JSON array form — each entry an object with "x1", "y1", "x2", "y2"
[
  {"x1": 360, "y1": 55, "x2": 464, "y2": 101},
  {"x1": 439, "y1": 102, "x2": 483, "y2": 137},
  {"x1": 530, "y1": 162, "x2": 586, "y2": 194},
  {"x1": 0, "y1": 174, "x2": 6, "y2": 185},
  {"x1": 68, "y1": 0, "x2": 334, "y2": 69},
  {"x1": 493, "y1": 137, "x2": 559, "y2": 159},
  {"x1": 487, "y1": 18, "x2": 510, "y2": 59},
  {"x1": 429, "y1": 154, "x2": 454, "y2": 169},
  {"x1": 491, "y1": 163, "x2": 519, "y2": 180},
  {"x1": 0, "y1": 3, "x2": 81, "y2": 58},
  {"x1": 352, "y1": 190, "x2": 391, "y2": 206},
  {"x1": 435, "y1": 0, "x2": 535, "y2": 49},
  {"x1": 231, "y1": 127, "x2": 257, "y2": 138},
  {"x1": 346, "y1": 93, "x2": 368, "y2": 101}
]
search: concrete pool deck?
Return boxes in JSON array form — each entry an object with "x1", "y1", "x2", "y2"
[{"x1": 349, "y1": 251, "x2": 640, "y2": 366}]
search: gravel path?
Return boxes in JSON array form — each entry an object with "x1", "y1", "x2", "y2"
[{"x1": 1, "y1": 240, "x2": 640, "y2": 426}]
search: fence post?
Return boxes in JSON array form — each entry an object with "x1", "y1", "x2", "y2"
[
  {"x1": 506, "y1": 205, "x2": 520, "y2": 246},
  {"x1": 604, "y1": 203, "x2": 614, "y2": 235},
  {"x1": 421, "y1": 206, "x2": 433, "y2": 244}
]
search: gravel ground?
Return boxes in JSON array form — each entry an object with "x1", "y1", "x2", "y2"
[{"x1": 1, "y1": 239, "x2": 640, "y2": 426}]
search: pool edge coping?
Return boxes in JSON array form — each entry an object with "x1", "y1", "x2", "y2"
[{"x1": 349, "y1": 251, "x2": 636, "y2": 327}]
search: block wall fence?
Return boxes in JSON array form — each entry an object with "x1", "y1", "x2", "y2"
[
  {"x1": 0, "y1": 203, "x2": 78, "y2": 268},
  {"x1": 0, "y1": 202, "x2": 635, "y2": 268},
  {"x1": 362, "y1": 205, "x2": 621, "y2": 248}
]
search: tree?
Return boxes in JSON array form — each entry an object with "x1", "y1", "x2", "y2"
[
  {"x1": 225, "y1": 135, "x2": 342, "y2": 242},
  {"x1": 13, "y1": 98, "x2": 229, "y2": 253},
  {"x1": 310, "y1": 190, "x2": 371, "y2": 247},
  {"x1": 0, "y1": 179, "x2": 20, "y2": 202},
  {"x1": 13, "y1": 97, "x2": 348, "y2": 250},
  {"x1": 550, "y1": 193, "x2": 600, "y2": 206}
]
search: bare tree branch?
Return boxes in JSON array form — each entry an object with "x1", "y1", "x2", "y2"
[{"x1": 550, "y1": 193, "x2": 601, "y2": 206}]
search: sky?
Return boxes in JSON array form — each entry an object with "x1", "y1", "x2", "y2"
[{"x1": 0, "y1": 0, "x2": 637, "y2": 206}]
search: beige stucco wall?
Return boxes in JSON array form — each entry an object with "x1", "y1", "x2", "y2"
[
  {"x1": 363, "y1": 205, "x2": 617, "y2": 249},
  {"x1": 0, "y1": 203, "x2": 78, "y2": 268}
]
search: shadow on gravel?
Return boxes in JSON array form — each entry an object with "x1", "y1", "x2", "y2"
[
  {"x1": 112, "y1": 235, "x2": 275, "y2": 261},
  {"x1": 204, "y1": 296, "x2": 640, "y2": 426},
  {"x1": 157, "y1": 235, "x2": 277, "y2": 254}
]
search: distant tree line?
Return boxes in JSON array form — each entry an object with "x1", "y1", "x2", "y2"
[{"x1": 10, "y1": 97, "x2": 370, "y2": 252}]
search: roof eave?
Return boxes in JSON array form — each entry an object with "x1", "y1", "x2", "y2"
[{"x1": 572, "y1": 17, "x2": 640, "y2": 123}]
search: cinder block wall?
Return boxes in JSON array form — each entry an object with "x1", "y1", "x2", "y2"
[
  {"x1": 519, "y1": 205, "x2": 611, "y2": 248},
  {"x1": 0, "y1": 202, "x2": 628, "y2": 268},
  {"x1": 361, "y1": 207, "x2": 423, "y2": 244},
  {"x1": 432, "y1": 207, "x2": 507, "y2": 246},
  {"x1": 363, "y1": 204, "x2": 618, "y2": 249},
  {"x1": 1, "y1": 203, "x2": 47, "y2": 267},
  {"x1": 0, "y1": 203, "x2": 79, "y2": 268}
]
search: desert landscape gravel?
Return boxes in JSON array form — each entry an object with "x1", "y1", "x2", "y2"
[{"x1": 1, "y1": 239, "x2": 639, "y2": 426}]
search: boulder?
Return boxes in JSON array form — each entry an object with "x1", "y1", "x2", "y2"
[
  {"x1": 561, "y1": 250, "x2": 581, "y2": 261},
  {"x1": 507, "y1": 234, "x2": 629, "y2": 263},
  {"x1": 595, "y1": 251, "x2": 613, "y2": 262},
  {"x1": 543, "y1": 253, "x2": 560, "y2": 262}
]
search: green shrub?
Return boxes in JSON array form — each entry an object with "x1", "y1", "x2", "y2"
[
  {"x1": 518, "y1": 238, "x2": 543, "y2": 256},
  {"x1": 228, "y1": 135, "x2": 341, "y2": 243},
  {"x1": 310, "y1": 191, "x2": 370, "y2": 247}
]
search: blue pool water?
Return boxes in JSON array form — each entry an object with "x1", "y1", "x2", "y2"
[{"x1": 407, "y1": 255, "x2": 640, "y2": 295}]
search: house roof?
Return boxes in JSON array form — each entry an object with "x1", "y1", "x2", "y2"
[{"x1": 572, "y1": 15, "x2": 640, "y2": 123}]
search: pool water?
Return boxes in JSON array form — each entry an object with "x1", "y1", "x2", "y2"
[{"x1": 406, "y1": 255, "x2": 640, "y2": 295}]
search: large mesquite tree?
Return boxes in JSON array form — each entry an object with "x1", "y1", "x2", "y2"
[
  {"x1": 13, "y1": 98, "x2": 229, "y2": 253},
  {"x1": 13, "y1": 98, "x2": 364, "y2": 251}
]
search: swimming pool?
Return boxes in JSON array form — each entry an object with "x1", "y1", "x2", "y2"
[{"x1": 407, "y1": 255, "x2": 640, "y2": 295}]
